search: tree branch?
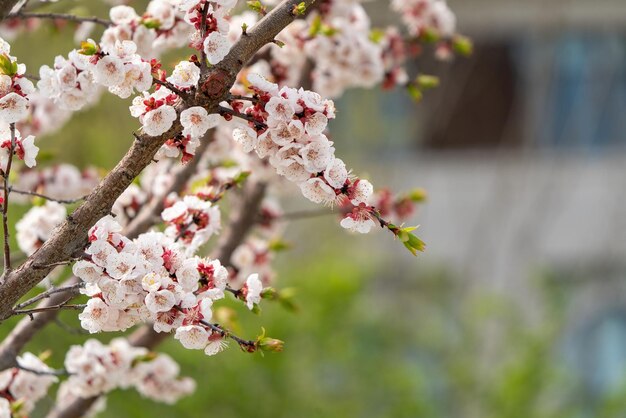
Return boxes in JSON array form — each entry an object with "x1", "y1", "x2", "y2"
[
  {"x1": 6, "y1": 11, "x2": 112, "y2": 27},
  {"x1": 0, "y1": 0, "x2": 20, "y2": 20},
  {"x1": 0, "y1": 276, "x2": 79, "y2": 370},
  {"x1": 1, "y1": 123, "x2": 15, "y2": 274},
  {"x1": 13, "y1": 282, "x2": 84, "y2": 310},
  {"x1": 8, "y1": 186, "x2": 86, "y2": 204},
  {"x1": 0, "y1": 0, "x2": 315, "y2": 322}
]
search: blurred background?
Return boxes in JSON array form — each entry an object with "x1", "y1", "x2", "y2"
[{"x1": 4, "y1": 0, "x2": 626, "y2": 417}]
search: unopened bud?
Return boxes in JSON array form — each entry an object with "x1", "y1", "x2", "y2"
[{"x1": 257, "y1": 337, "x2": 284, "y2": 352}]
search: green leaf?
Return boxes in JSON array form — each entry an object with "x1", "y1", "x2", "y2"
[
  {"x1": 247, "y1": 0, "x2": 267, "y2": 15},
  {"x1": 292, "y1": 2, "x2": 307, "y2": 16},
  {"x1": 406, "y1": 84, "x2": 423, "y2": 102},
  {"x1": 452, "y1": 35, "x2": 473, "y2": 56},
  {"x1": 0, "y1": 54, "x2": 15, "y2": 76},
  {"x1": 416, "y1": 74, "x2": 440, "y2": 90}
]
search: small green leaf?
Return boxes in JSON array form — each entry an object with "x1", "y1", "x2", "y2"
[
  {"x1": 247, "y1": 0, "x2": 267, "y2": 15},
  {"x1": 292, "y1": 2, "x2": 307, "y2": 16},
  {"x1": 141, "y1": 18, "x2": 161, "y2": 30},
  {"x1": 0, "y1": 54, "x2": 16, "y2": 76},
  {"x1": 416, "y1": 74, "x2": 439, "y2": 90},
  {"x1": 452, "y1": 35, "x2": 473, "y2": 56},
  {"x1": 268, "y1": 238, "x2": 291, "y2": 252},
  {"x1": 406, "y1": 84, "x2": 423, "y2": 102}
]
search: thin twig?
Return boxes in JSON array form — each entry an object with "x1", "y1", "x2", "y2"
[
  {"x1": 13, "y1": 303, "x2": 86, "y2": 317},
  {"x1": 1, "y1": 123, "x2": 16, "y2": 274},
  {"x1": 277, "y1": 208, "x2": 335, "y2": 221},
  {"x1": 152, "y1": 77, "x2": 188, "y2": 98},
  {"x1": 16, "y1": 363, "x2": 69, "y2": 376},
  {"x1": 227, "y1": 94, "x2": 259, "y2": 103},
  {"x1": 8, "y1": 186, "x2": 86, "y2": 204},
  {"x1": 199, "y1": 318, "x2": 256, "y2": 349},
  {"x1": 199, "y1": 1, "x2": 210, "y2": 75},
  {"x1": 54, "y1": 318, "x2": 88, "y2": 335},
  {"x1": 7, "y1": 11, "x2": 112, "y2": 27},
  {"x1": 14, "y1": 282, "x2": 84, "y2": 310},
  {"x1": 217, "y1": 106, "x2": 266, "y2": 129}
]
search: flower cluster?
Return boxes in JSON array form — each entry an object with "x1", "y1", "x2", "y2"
[
  {"x1": 391, "y1": 0, "x2": 457, "y2": 39},
  {"x1": 232, "y1": 237, "x2": 275, "y2": 286},
  {"x1": 161, "y1": 194, "x2": 221, "y2": 253},
  {"x1": 129, "y1": 86, "x2": 179, "y2": 137},
  {"x1": 0, "y1": 123, "x2": 38, "y2": 173},
  {"x1": 38, "y1": 49, "x2": 101, "y2": 111},
  {"x1": 232, "y1": 74, "x2": 377, "y2": 233},
  {"x1": 303, "y1": 1, "x2": 384, "y2": 98},
  {"x1": 74, "y1": 216, "x2": 262, "y2": 355},
  {"x1": 179, "y1": 0, "x2": 236, "y2": 65},
  {"x1": 13, "y1": 164, "x2": 99, "y2": 204},
  {"x1": 104, "y1": 2, "x2": 191, "y2": 59},
  {"x1": 87, "y1": 39, "x2": 153, "y2": 99},
  {"x1": 15, "y1": 201, "x2": 66, "y2": 255},
  {"x1": 63, "y1": 338, "x2": 194, "y2": 402},
  {"x1": 0, "y1": 38, "x2": 34, "y2": 124},
  {"x1": 156, "y1": 101, "x2": 220, "y2": 161},
  {"x1": 0, "y1": 353, "x2": 58, "y2": 416}
]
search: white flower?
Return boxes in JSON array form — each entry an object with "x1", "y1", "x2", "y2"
[
  {"x1": 203, "y1": 32, "x2": 231, "y2": 65},
  {"x1": 109, "y1": 5, "x2": 139, "y2": 25},
  {"x1": 19, "y1": 135, "x2": 38, "y2": 168},
  {"x1": 79, "y1": 298, "x2": 119, "y2": 333},
  {"x1": 324, "y1": 158, "x2": 348, "y2": 188},
  {"x1": 176, "y1": 258, "x2": 200, "y2": 291},
  {"x1": 350, "y1": 179, "x2": 373, "y2": 205},
  {"x1": 247, "y1": 73, "x2": 278, "y2": 94},
  {"x1": 105, "y1": 251, "x2": 137, "y2": 279},
  {"x1": 73, "y1": 260, "x2": 104, "y2": 283},
  {"x1": 86, "y1": 240, "x2": 116, "y2": 267},
  {"x1": 0, "y1": 398, "x2": 10, "y2": 418},
  {"x1": 204, "y1": 336, "x2": 228, "y2": 356},
  {"x1": 299, "y1": 178, "x2": 336, "y2": 205},
  {"x1": 93, "y1": 56, "x2": 125, "y2": 87},
  {"x1": 174, "y1": 325, "x2": 209, "y2": 350},
  {"x1": 142, "y1": 105, "x2": 177, "y2": 136},
  {"x1": 304, "y1": 112, "x2": 328, "y2": 135},
  {"x1": 244, "y1": 273, "x2": 262, "y2": 310},
  {"x1": 0, "y1": 92, "x2": 28, "y2": 123},
  {"x1": 145, "y1": 289, "x2": 177, "y2": 313},
  {"x1": 162, "y1": 200, "x2": 187, "y2": 222},
  {"x1": 340, "y1": 215, "x2": 375, "y2": 234},
  {"x1": 167, "y1": 61, "x2": 200, "y2": 88},
  {"x1": 180, "y1": 106, "x2": 220, "y2": 137},
  {"x1": 265, "y1": 96, "x2": 294, "y2": 124},
  {"x1": 232, "y1": 126, "x2": 257, "y2": 152},
  {"x1": 300, "y1": 137, "x2": 335, "y2": 173}
]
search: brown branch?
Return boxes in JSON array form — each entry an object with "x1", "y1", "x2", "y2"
[
  {"x1": 0, "y1": 276, "x2": 79, "y2": 370},
  {"x1": 12, "y1": 303, "x2": 85, "y2": 317},
  {"x1": 43, "y1": 179, "x2": 268, "y2": 418},
  {"x1": 152, "y1": 77, "x2": 189, "y2": 99},
  {"x1": 8, "y1": 186, "x2": 86, "y2": 204},
  {"x1": 16, "y1": 363, "x2": 68, "y2": 376},
  {"x1": 1, "y1": 123, "x2": 16, "y2": 274},
  {"x1": 218, "y1": 106, "x2": 266, "y2": 129},
  {"x1": 0, "y1": 0, "x2": 315, "y2": 323},
  {"x1": 13, "y1": 282, "x2": 84, "y2": 310},
  {"x1": 212, "y1": 181, "x2": 267, "y2": 265},
  {"x1": 6, "y1": 11, "x2": 112, "y2": 27},
  {"x1": 0, "y1": 0, "x2": 20, "y2": 21}
]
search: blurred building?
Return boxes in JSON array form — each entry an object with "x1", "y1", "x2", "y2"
[{"x1": 333, "y1": 0, "x2": 626, "y2": 402}]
